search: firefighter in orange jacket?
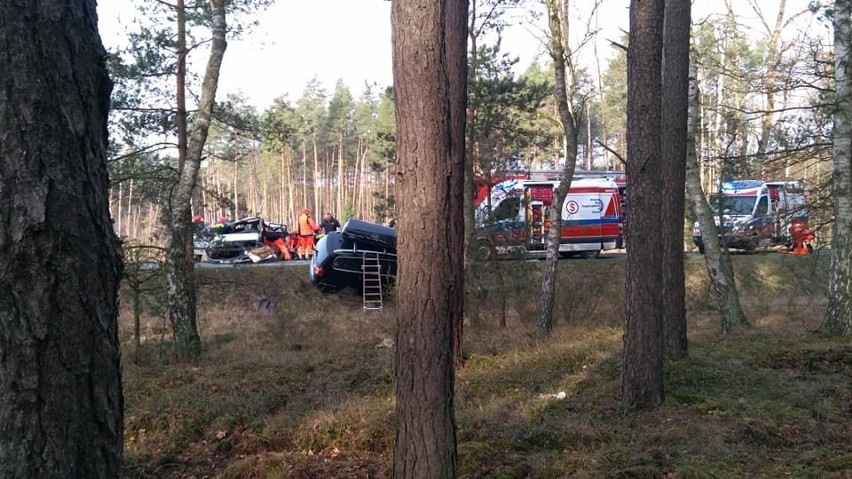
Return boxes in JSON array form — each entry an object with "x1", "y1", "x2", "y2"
[{"x1": 297, "y1": 209, "x2": 321, "y2": 260}]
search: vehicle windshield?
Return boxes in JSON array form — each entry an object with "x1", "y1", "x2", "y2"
[
  {"x1": 709, "y1": 195, "x2": 756, "y2": 216},
  {"x1": 493, "y1": 196, "x2": 521, "y2": 221}
]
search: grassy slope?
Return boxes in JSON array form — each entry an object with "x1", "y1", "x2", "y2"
[{"x1": 120, "y1": 254, "x2": 851, "y2": 478}]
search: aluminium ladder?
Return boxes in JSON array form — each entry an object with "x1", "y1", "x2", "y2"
[{"x1": 362, "y1": 252, "x2": 384, "y2": 311}]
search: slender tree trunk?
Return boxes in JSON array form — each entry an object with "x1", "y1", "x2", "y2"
[
  {"x1": 464, "y1": 4, "x2": 482, "y2": 331},
  {"x1": 252, "y1": 155, "x2": 259, "y2": 215},
  {"x1": 752, "y1": 0, "x2": 786, "y2": 174},
  {"x1": 0, "y1": 1, "x2": 124, "y2": 475},
  {"x1": 128, "y1": 178, "x2": 136, "y2": 238},
  {"x1": 819, "y1": 0, "x2": 852, "y2": 335},
  {"x1": 536, "y1": 0, "x2": 580, "y2": 335},
  {"x1": 133, "y1": 288, "x2": 142, "y2": 353},
  {"x1": 660, "y1": 0, "x2": 690, "y2": 359},
  {"x1": 313, "y1": 134, "x2": 319, "y2": 217},
  {"x1": 176, "y1": 0, "x2": 188, "y2": 173},
  {"x1": 287, "y1": 151, "x2": 295, "y2": 224},
  {"x1": 446, "y1": 0, "x2": 467, "y2": 367},
  {"x1": 215, "y1": 159, "x2": 223, "y2": 219},
  {"x1": 685, "y1": 61, "x2": 748, "y2": 333},
  {"x1": 280, "y1": 152, "x2": 287, "y2": 222},
  {"x1": 391, "y1": 0, "x2": 467, "y2": 474},
  {"x1": 338, "y1": 134, "x2": 345, "y2": 215},
  {"x1": 622, "y1": 0, "x2": 666, "y2": 411},
  {"x1": 302, "y1": 142, "x2": 308, "y2": 210},
  {"x1": 117, "y1": 181, "x2": 124, "y2": 237},
  {"x1": 233, "y1": 156, "x2": 239, "y2": 218},
  {"x1": 165, "y1": 0, "x2": 227, "y2": 357}
]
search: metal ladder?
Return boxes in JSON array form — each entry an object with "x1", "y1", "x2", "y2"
[{"x1": 362, "y1": 252, "x2": 383, "y2": 311}]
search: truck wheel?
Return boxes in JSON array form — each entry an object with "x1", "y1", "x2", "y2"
[
  {"x1": 476, "y1": 240, "x2": 494, "y2": 261},
  {"x1": 580, "y1": 250, "x2": 600, "y2": 259}
]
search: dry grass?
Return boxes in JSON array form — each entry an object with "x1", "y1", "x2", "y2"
[{"x1": 119, "y1": 253, "x2": 851, "y2": 478}]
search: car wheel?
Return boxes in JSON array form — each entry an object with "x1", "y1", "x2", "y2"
[{"x1": 337, "y1": 285, "x2": 359, "y2": 296}]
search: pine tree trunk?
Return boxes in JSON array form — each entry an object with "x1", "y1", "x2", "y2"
[
  {"x1": 0, "y1": 1, "x2": 124, "y2": 475},
  {"x1": 286, "y1": 152, "x2": 295, "y2": 223},
  {"x1": 391, "y1": 0, "x2": 467, "y2": 475},
  {"x1": 280, "y1": 152, "x2": 287, "y2": 222},
  {"x1": 660, "y1": 0, "x2": 690, "y2": 359},
  {"x1": 233, "y1": 157, "x2": 239, "y2": 218},
  {"x1": 820, "y1": 0, "x2": 852, "y2": 336},
  {"x1": 129, "y1": 178, "x2": 136, "y2": 239},
  {"x1": 313, "y1": 135, "x2": 319, "y2": 216},
  {"x1": 117, "y1": 181, "x2": 124, "y2": 237},
  {"x1": 622, "y1": 0, "x2": 666, "y2": 411}
]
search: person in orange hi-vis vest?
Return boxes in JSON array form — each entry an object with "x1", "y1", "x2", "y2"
[{"x1": 297, "y1": 208, "x2": 321, "y2": 260}]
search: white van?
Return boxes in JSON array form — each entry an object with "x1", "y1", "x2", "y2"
[{"x1": 692, "y1": 180, "x2": 809, "y2": 253}]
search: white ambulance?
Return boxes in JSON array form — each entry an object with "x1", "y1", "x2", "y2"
[
  {"x1": 475, "y1": 177, "x2": 623, "y2": 259},
  {"x1": 692, "y1": 180, "x2": 810, "y2": 253}
]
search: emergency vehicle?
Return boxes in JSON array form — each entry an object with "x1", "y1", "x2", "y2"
[
  {"x1": 692, "y1": 180, "x2": 812, "y2": 254},
  {"x1": 476, "y1": 177, "x2": 623, "y2": 259}
]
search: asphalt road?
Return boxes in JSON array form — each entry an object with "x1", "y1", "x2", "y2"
[{"x1": 192, "y1": 246, "x2": 826, "y2": 269}]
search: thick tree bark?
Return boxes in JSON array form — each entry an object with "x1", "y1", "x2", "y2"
[
  {"x1": 685, "y1": 62, "x2": 748, "y2": 334},
  {"x1": 165, "y1": 0, "x2": 227, "y2": 357},
  {"x1": 536, "y1": 0, "x2": 579, "y2": 335},
  {"x1": 660, "y1": 0, "x2": 690, "y2": 359},
  {"x1": 820, "y1": 0, "x2": 852, "y2": 336},
  {"x1": 446, "y1": 0, "x2": 468, "y2": 368},
  {"x1": 391, "y1": 0, "x2": 467, "y2": 476},
  {"x1": 0, "y1": 0, "x2": 124, "y2": 476},
  {"x1": 622, "y1": 0, "x2": 666, "y2": 411}
]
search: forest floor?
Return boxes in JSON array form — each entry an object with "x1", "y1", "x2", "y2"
[{"x1": 120, "y1": 253, "x2": 851, "y2": 479}]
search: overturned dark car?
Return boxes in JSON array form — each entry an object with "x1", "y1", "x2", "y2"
[
  {"x1": 205, "y1": 217, "x2": 291, "y2": 264},
  {"x1": 309, "y1": 219, "x2": 397, "y2": 294}
]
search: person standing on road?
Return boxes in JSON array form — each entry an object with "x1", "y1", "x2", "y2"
[
  {"x1": 297, "y1": 208, "x2": 321, "y2": 260},
  {"x1": 320, "y1": 212, "x2": 341, "y2": 235}
]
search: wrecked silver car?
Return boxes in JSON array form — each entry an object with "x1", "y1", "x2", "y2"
[{"x1": 204, "y1": 217, "x2": 291, "y2": 264}]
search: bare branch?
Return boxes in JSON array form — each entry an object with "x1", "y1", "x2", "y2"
[{"x1": 595, "y1": 139, "x2": 624, "y2": 166}]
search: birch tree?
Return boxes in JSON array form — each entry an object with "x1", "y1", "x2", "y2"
[
  {"x1": 685, "y1": 60, "x2": 749, "y2": 333},
  {"x1": 819, "y1": 0, "x2": 852, "y2": 336},
  {"x1": 535, "y1": 0, "x2": 584, "y2": 334},
  {"x1": 163, "y1": 0, "x2": 227, "y2": 357}
]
